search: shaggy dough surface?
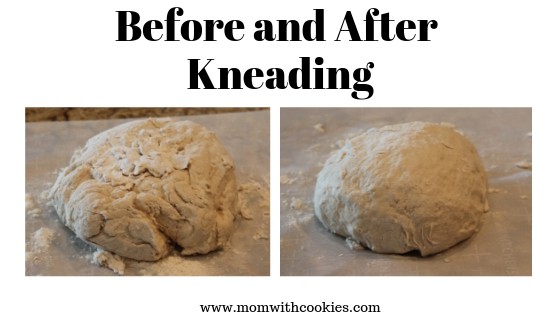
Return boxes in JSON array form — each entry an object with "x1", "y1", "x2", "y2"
[
  {"x1": 314, "y1": 122, "x2": 488, "y2": 256},
  {"x1": 49, "y1": 118, "x2": 238, "y2": 261}
]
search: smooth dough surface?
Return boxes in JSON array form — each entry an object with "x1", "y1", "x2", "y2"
[
  {"x1": 314, "y1": 122, "x2": 488, "y2": 256},
  {"x1": 49, "y1": 119, "x2": 238, "y2": 261}
]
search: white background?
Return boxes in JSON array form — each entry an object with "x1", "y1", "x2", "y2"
[{"x1": 3, "y1": 0, "x2": 558, "y2": 314}]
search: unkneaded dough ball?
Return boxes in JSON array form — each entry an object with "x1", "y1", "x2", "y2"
[
  {"x1": 49, "y1": 119, "x2": 239, "y2": 261},
  {"x1": 314, "y1": 122, "x2": 488, "y2": 256}
]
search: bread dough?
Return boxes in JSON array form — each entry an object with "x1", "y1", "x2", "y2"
[
  {"x1": 314, "y1": 122, "x2": 488, "y2": 256},
  {"x1": 49, "y1": 118, "x2": 238, "y2": 261}
]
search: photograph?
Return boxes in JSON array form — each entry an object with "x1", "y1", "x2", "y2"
[
  {"x1": 281, "y1": 107, "x2": 531, "y2": 276},
  {"x1": 25, "y1": 107, "x2": 270, "y2": 276}
]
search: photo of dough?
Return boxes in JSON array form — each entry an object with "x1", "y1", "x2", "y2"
[
  {"x1": 26, "y1": 108, "x2": 270, "y2": 276},
  {"x1": 280, "y1": 108, "x2": 531, "y2": 276}
]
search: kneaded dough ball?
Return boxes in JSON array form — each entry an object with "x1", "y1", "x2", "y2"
[
  {"x1": 49, "y1": 119, "x2": 239, "y2": 261},
  {"x1": 314, "y1": 122, "x2": 488, "y2": 256}
]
